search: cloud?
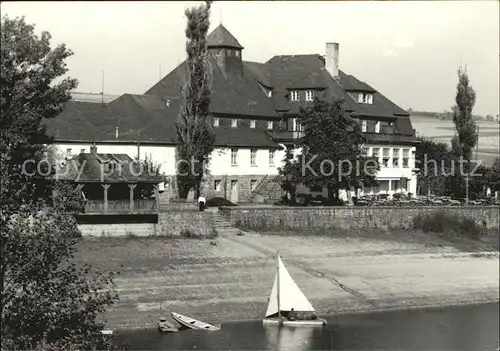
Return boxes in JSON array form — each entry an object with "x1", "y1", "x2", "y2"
[
  {"x1": 384, "y1": 49, "x2": 399, "y2": 57},
  {"x1": 393, "y1": 38, "x2": 414, "y2": 49}
]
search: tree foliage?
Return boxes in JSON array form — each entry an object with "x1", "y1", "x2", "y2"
[
  {"x1": 278, "y1": 98, "x2": 378, "y2": 204},
  {"x1": 415, "y1": 136, "x2": 453, "y2": 197},
  {"x1": 451, "y1": 67, "x2": 478, "y2": 161},
  {"x1": 1, "y1": 16, "x2": 117, "y2": 349},
  {"x1": 176, "y1": 1, "x2": 215, "y2": 199}
]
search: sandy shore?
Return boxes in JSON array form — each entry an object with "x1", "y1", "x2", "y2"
[{"x1": 75, "y1": 230, "x2": 500, "y2": 330}]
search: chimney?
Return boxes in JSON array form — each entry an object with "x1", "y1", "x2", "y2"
[
  {"x1": 326, "y1": 42, "x2": 339, "y2": 78},
  {"x1": 90, "y1": 143, "x2": 97, "y2": 154},
  {"x1": 115, "y1": 126, "x2": 119, "y2": 139}
]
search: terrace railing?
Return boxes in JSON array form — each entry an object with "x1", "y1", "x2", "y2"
[{"x1": 84, "y1": 199, "x2": 157, "y2": 214}]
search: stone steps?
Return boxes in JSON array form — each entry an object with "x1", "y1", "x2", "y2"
[{"x1": 211, "y1": 210, "x2": 241, "y2": 236}]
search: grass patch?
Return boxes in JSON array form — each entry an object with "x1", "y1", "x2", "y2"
[
  {"x1": 180, "y1": 228, "x2": 218, "y2": 240},
  {"x1": 413, "y1": 210, "x2": 483, "y2": 240}
]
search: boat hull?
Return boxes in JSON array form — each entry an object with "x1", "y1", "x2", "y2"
[
  {"x1": 171, "y1": 312, "x2": 221, "y2": 331},
  {"x1": 263, "y1": 317, "x2": 327, "y2": 327}
]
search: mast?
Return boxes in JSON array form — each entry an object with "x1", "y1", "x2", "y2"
[{"x1": 277, "y1": 253, "x2": 281, "y2": 318}]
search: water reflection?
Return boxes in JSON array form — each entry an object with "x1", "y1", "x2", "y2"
[{"x1": 264, "y1": 325, "x2": 314, "y2": 351}]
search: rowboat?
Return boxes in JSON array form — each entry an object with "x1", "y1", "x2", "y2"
[
  {"x1": 158, "y1": 317, "x2": 178, "y2": 332},
  {"x1": 171, "y1": 312, "x2": 221, "y2": 331},
  {"x1": 262, "y1": 253, "x2": 327, "y2": 327}
]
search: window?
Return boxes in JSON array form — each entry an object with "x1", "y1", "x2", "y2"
[
  {"x1": 372, "y1": 148, "x2": 380, "y2": 160},
  {"x1": 250, "y1": 120, "x2": 256, "y2": 129},
  {"x1": 375, "y1": 121, "x2": 381, "y2": 133},
  {"x1": 357, "y1": 93, "x2": 363, "y2": 103},
  {"x1": 214, "y1": 180, "x2": 222, "y2": 191},
  {"x1": 213, "y1": 117, "x2": 219, "y2": 127},
  {"x1": 267, "y1": 121, "x2": 273, "y2": 130},
  {"x1": 290, "y1": 90, "x2": 299, "y2": 101},
  {"x1": 269, "y1": 150, "x2": 275, "y2": 166},
  {"x1": 402, "y1": 149, "x2": 410, "y2": 168},
  {"x1": 268, "y1": 90, "x2": 272, "y2": 97},
  {"x1": 231, "y1": 148, "x2": 238, "y2": 166},
  {"x1": 293, "y1": 118, "x2": 303, "y2": 132},
  {"x1": 362, "y1": 147, "x2": 369, "y2": 155},
  {"x1": 227, "y1": 49, "x2": 233, "y2": 56},
  {"x1": 305, "y1": 90, "x2": 314, "y2": 101},
  {"x1": 231, "y1": 118, "x2": 238, "y2": 128},
  {"x1": 363, "y1": 93, "x2": 373, "y2": 104},
  {"x1": 361, "y1": 120, "x2": 367, "y2": 132},
  {"x1": 250, "y1": 179, "x2": 257, "y2": 191},
  {"x1": 235, "y1": 50, "x2": 240, "y2": 57},
  {"x1": 393, "y1": 148, "x2": 400, "y2": 167},
  {"x1": 382, "y1": 148, "x2": 390, "y2": 167},
  {"x1": 250, "y1": 149, "x2": 257, "y2": 166}
]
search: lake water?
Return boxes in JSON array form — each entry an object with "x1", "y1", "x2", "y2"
[{"x1": 115, "y1": 303, "x2": 499, "y2": 350}]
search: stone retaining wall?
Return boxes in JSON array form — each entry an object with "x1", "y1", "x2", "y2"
[{"x1": 219, "y1": 206, "x2": 500, "y2": 231}]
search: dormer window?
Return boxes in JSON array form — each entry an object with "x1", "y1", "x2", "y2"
[
  {"x1": 213, "y1": 117, "x2": 219, "y2": 127},
  {"x1": 235, "y1": 50, "x2": 240, "y2": 57},
  {"x1": 267, "y1": 121, "x2": 273, "y2": 130},
  {"x1": 267, "y1": 90, "x2": 272, "y2": 98},
  {"x1": 231, "y1": 118, "x2": 238, "y2": 128},
  {"x1": 357, "y1": 92, "x2": 374, "y2": 104},
  {"x1": 305, "y1": 90, "x2": 314, "y2": 101},
  {"x1": 250, "y1": 120, "x2": 256, "y2": 129},
  {"x1": 290, "y1": 91, "x2": 299, "y2": 102}
]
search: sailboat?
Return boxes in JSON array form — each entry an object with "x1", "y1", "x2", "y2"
[{"x1": 262, "y1": 254, "x2": 327, "y2": 327}]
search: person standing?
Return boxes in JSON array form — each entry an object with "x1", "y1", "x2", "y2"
[{"x1": 198, "y1": 194, "x2": 206, "y2": 211}]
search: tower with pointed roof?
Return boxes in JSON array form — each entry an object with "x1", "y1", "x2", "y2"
[{"x1": 207, "y1": 24, "x2": 244, "y2": 76}]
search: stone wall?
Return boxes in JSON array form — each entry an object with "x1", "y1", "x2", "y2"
[
  {"x1": 79, "y1": 202, "x2": 214, "y2": 237},
  {"x1": 219, "y1": 206, "x2": 500, "y2": 231}
]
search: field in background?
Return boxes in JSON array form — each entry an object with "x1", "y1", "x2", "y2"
[{"x1": 410, "y1": 115, "x2": 499, "y2": 165}]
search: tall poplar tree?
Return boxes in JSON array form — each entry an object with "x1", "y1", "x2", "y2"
[{"x1": 176, "y1": 1, "x2": 215, "y2": 199}]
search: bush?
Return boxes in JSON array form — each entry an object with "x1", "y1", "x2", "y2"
[
  {"x1": 180, "y1": 228, "x2": 218, "y2": 239},
  {"x1": 412, "y1": 210, "x2": 482, "y2": 239},
  {"x1": 205, "y1": 197, "x2": 236, "y2": 207}
]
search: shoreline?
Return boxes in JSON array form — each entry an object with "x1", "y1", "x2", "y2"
[
  {"x1": 111, "y1": 298, "x2": 500, "y2": 331},
  {"x1": 76, "y1": 230, "x2": 499, "y2": 332}
]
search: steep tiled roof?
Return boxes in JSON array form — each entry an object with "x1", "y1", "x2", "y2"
[
  {"x1": 45, "y1": 93, "x2": 281, "y2": 148},
  {"x1": 56, "y1": 152, "x2": 162, "y2": 183},
  {"x1": 146, "y1": 55, "x2": 279, "y2": 118},
  {"x1": 207, "y1": 24, "x2": 244, "y2": 49}
]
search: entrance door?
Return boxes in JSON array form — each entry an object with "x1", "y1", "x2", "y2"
[{"x1": 230, "y1": 180, "x2": 238, "y2": 203}]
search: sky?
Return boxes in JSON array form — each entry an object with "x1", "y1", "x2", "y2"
[{"x1": 2, "y1": 1, "x2": 499, "y2": 116}]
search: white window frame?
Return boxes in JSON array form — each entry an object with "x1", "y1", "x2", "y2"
[
  {"x1": 250, "y1": 120, "x2": 256, "y2": 129},
  {"x1": 267, "y1": 90, "x2": 272, "y2": 97},
  {"x1": 375, "y1": 121, "x2": 381, "y2": 133},
  {"x1": 250, "y1": 149, "x2": 257, "y2": 166},
  {"x1": 367, "y1": 93, "x2": 373, "y2": 104},
  {"x1": 382, "y1": 148, "x2": 390, "y2": 167},
  {"x1": 231, "y1": 118, "x2": 238, "y2": 128},
  {"x1": 372, "y1": 148, "x2": 380, "y2": 160},
  {"x1": 305, "y1": 90, "x2": 314, "y2": 101},
  {"x1": 267, "y1": 121, "x2": 273, "y2": 130},
  {"x1": 357, "y1": 93, "x2": 364, "y2": 103},
  {"x1": 402, "y1": 149, "x2": 410, "y2": 168},
  {"x1": 213, "y1": 117, "x2": 219, "y2": 127},
  {"x1": 393, "y1": 148, "x2": 400, "y2": 167},
  {"x1": 269, "y1": 149, "x2": 275, "y2": 166},
  {"x1": 362, "y1": 147, "x2": 369, "y2": 156},
  {"x1": 361, "y1": 120, "x2": 367, "y2": 132},
  {"x1": 234, "y1": 50, "x2": 240, "y2": 57},
  {"x1": 231, "y1": 148, "x2": 238, "y2": 166},
  {"x1": 290, "y1": 90, "x2": 299, "y2": 101}
]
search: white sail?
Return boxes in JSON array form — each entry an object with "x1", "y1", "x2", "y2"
[{"x1": 265, "y1": 255, "x2": 315, "y2": 318}]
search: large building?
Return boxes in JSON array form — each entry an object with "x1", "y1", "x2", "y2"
[{"x1": 46, "y1": 24, "x2": 418, "y2": 203}]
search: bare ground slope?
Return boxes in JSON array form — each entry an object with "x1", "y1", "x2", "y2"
[{"x1": 75, "y1": 230, "x2": 500, "y2": 330}]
